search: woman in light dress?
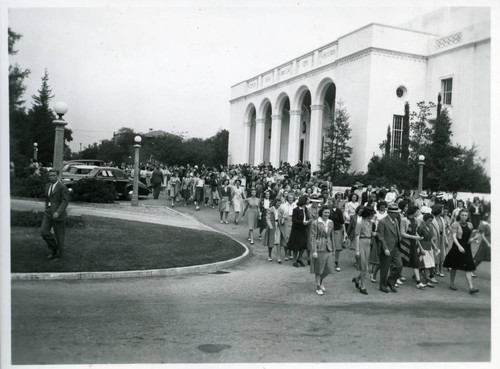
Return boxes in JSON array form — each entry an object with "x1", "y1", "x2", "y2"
[
  {"x1": 278, "y1": 193, "x2": 295, "y2": 261},
  {"x1": 242, "y1": 188, "x2": 260, "y2": 245},
  {"x1": 262, "y1": 198, "x2": 282, "y2": 262},
  {"x1": 218, "y1": 178, "x2": 232, "y2": 224},
  {"x1": 232, "y1": 179, "x2": 245, "y2": 225},
  {"x1": 167, "y1": 171, "x2": 181, "y2": 207}
]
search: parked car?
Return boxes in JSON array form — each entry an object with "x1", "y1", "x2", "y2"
[
  {"x1": 66, "y1": 167, "x2": 150, "y2": 200},
  {"x1": 61, "y1": 164, "x2": 98, "y2": 184},
  {"x1": 62, "y1": 159, "x2": 106, "y2": 169}
]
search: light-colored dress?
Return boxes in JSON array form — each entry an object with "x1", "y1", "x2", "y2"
[
  {"x1": 232, "y1": 186, "x2": 245, "y2": 213},
  {"x1": 278, "y1": 201, "x2": 295, "y2": 247},
  {"x1": 168, "y1": 176, "x2": 180, "y2": 198},
  {"x1": 245, "y1": 197, "x2": 260, "y2": 230},
  {"x1": 262, "y1": 207, "x2": 278, "y2": 247}
]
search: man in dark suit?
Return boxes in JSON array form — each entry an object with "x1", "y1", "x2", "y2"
[
  {"x1": 328, "y1": 198, "x2": 346, "y2": 271},
  {"x1": 447, "y1": 191, "x2": 458, "y2": 214},
  {"x1": 41, "y1": 169, "x2": 69, "y2": 260},
  {"x1": 377, "y1": 203, "x2": 403, "y2": 293},
  {"x1": 361, "y1": 184, "x2": 374, "y2": 205}
]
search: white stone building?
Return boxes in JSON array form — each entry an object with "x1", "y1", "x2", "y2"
[{"x1": 227, "y1": 7, "x2": 490, "y2": 175}]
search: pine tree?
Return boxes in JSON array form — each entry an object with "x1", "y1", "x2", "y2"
[
  {"x1": 385, "y1": 125, "x2": 391, "y2": 157},
  {"x1": 320, "y1": 100, "x2": 353, "y2": 179},
  {"x1": 9, "y1": 28, "x2": 32, "y2": 175},
  {"x1": 28, "y1": 70, "x2": 57, "y2": 165}
]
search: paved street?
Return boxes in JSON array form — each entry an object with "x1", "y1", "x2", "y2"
[{"x1": 11, "y1": 196, "x2": 491, "y2": 364}]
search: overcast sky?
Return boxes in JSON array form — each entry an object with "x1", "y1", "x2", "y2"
[{"x1": 8, "y1": 0, "x2": 450, "y2": 154}]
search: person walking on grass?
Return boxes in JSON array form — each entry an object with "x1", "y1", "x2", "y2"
[{"x1": 41, "y1": 169, "x2": 69, "y2": 261}]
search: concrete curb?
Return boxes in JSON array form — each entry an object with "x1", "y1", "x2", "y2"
[{"x1": 11, "y1": 202, "x2": 250, "y2": 281}]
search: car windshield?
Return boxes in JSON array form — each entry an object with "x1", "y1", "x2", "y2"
[{"x1": 68, "y1": 167, "x2": 92, "y2": 175}]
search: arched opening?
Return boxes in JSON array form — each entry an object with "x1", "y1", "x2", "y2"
[
  {"x1": 247, "y1": 106, "x2": 256, "y2": 165},
  {"x1": 279, "y1": 97, "x2": 290, "y2": 165},
  {"x1": 299, "y1": 91, "x2": 312, "y2": 164},
  {"x1": 262, "y1": 101, "x2": 272, "y2": 164}
]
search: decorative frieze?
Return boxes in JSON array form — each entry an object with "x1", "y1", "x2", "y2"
[
  {"x1": 289, "y1": 110, "x2": 302, "y2": 116},
  {"x1": 271, "y1": 114, "x2": 283, "y2": 120},
  {"x1": 435, "y1": 32, "x2": 462, "y2": 49},
  {"x1": 311, "y1": 104, "x2": 324, "y2": 111}
]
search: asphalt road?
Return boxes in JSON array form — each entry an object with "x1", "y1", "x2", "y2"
[{"x1": 10, "y1": 195, "x2": 491, "y2": 364}]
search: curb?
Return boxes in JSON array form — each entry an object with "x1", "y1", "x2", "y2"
[{"x1": 11, "y1": 203, "x2": 250, "y2": 281}]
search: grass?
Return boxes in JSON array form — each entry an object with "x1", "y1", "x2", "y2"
[{"x1": 11, "y1": 216, "x2": 246, "y2": 273}]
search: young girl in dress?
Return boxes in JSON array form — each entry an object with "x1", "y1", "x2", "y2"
[{"x1": 417, "y1": 213, "x2": 439, "y2": 288}]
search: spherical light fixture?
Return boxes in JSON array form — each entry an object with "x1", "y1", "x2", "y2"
[
  {"x1": 134, "y1": 135, "x2": 142, "y2": 144},
  {"x1": 54, "y1": 101, "x2": 68, "y2": 119},
  {"x1": 418, "y1": 154, "x2": 425, "y2": 161}
]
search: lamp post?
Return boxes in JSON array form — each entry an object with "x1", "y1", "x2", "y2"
[
  {"x1": 52, "y1": 101, "x2": 68, "y2": 180},
  {"x1": 417, "y1": 154, "x2": 425, "y2": 194},
  {"x1": 33, "y1": 142, "x2": 38, "y2": 161},
  {"x1": 131, "y1": 135, "x2": 142, "y2": 207}
]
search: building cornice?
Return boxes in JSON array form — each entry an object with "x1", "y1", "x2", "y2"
[{"x1": 229, "y1": 47, "x2": 426, "y2": 104}]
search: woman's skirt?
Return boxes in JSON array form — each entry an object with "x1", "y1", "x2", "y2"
[
  {"x1": 262, "y1": 227, "x2": 276, "y2": 247},
  {"x1": 474, "y1": 240, "x2": 491, "y2": 264},
  {"x1": 310, "y1": 251, "x2": 335, "y2": 275},
  {"x1": 369, "y1": 238, "x2": 381, "y2": 265},
  {"x1": 247, "y1": 209, "x2": 259, "y2": 230},
  {"x1": 219, "y1": 196, "x2": 230, "y2": 212},
  {"x1": 421, "y1": 249, "x2": 435, "y2": 269}
]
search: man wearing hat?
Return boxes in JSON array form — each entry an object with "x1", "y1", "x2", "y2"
[
  {"x1": 414, "y1": 191, "x2": 428, "y2": 210},
  {"x1": 377, "y1": 203, "x2": 403, "y2": 293}
]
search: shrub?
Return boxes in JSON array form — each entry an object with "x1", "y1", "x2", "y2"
[
  {"x1": 10, "y1": 173, "x2": 49, "y2": 198},
  {"x1": 70, "y1": 178, "x2": 117, "y2": 203},
  {"x1": 10, "y1": 210, "x2": 86, "y2": 228}
]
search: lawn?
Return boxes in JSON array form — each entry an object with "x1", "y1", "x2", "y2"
[{"x1": 11, "y1": 216, "x2": 246, "y2": 273}]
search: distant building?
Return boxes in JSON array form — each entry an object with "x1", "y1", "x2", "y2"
[
  {"x1": 228, "y1": 7, "x2": 490, "y2": 174},
  {"x1": 142, "y1": 129, "x2": 182, "y2": 139}
]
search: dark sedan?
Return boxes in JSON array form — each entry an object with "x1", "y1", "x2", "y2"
[{"x1": 67, "y1": 167, "x2": 150, "y2": 200}]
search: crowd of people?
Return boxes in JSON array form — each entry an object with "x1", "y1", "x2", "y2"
[{"x1": 140, "y1": 161, "x2": 491, "y2": 297}]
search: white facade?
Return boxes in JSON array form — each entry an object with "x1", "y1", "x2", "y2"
[{"x1": 228, "y1": 7, "x2": 490, "y2": 174}]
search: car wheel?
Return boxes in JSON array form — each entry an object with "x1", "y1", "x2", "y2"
[{"x1": 124, "y1": 187, "x2": 134, "y2": 201}]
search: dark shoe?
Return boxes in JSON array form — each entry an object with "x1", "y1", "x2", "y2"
[
  {"x1": 469, "y1": 288, "x2": 479, "y2": 294},
  {"x1": 47, "y1": 252, "x2": 56, "y2": 260},
  {"x1": 380, "y1": 287, "x2": 389, "y2": 293},
  {"x1": 298, "y1": 260, "x2": 305, "y2": 267},
  {"x1": 307, "y1": 259, "x2": 311, "y2": 265},
  {"x1": 352, "y1": 278, "x2": 360, "y2": 291},
  {"x1": 360, "y1": 289, "x2": 368, "y2": 295},
  {"x1": 388, "y1": 284, "x2": 398, "y2": 293},
  {"x1": 449, "y1": 285, "x2": 458, "y2": 291},
  {"x1": 293, "y1": 262, "x2": 299, "y2": 268}
]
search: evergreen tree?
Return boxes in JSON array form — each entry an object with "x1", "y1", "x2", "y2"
[
  {"x1": 385, "y1": 125, "x2": 391, "y2": 157},
  {"x1": 409, "y1": 101, "x2": 434, "y2": 160},
  {"x1": 320, "y1": 100, "x2": 353, "y2": 179},
  {"x1": 9, "y1": 28, "x2": 32, "y2": 174},
  {"x1": 27, "y1": 70, "x2": 73, "y2": 165},
  {"x1": 401, "y1": 102, "x2": 410, "y2": 161}
]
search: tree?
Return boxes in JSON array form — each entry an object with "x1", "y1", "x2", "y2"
[
  {"x1": 9, "y1": 28, "x2": 32, "y2": 174},
  {"x1": 409, "y1": 101, "x2": 434, "y2": 160},
  {"x1": 401, "y1": 102, "x2": 410, "y2": 161},
  {"x1": 320, "y1": 100, "x2": 353, "y2": 179},
  {"x1": 385, "y1": 125, "x2": 391, "y2": 157}
]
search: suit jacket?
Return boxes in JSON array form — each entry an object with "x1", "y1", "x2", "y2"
[
  {"x1": 447, "y1": 198, "x2": 457, "y2": 214},
  {"x1": 377, "y1": 215, "x2": 401, "y2": 253},
  {"x1": 310, "y1": 219, "x2": 334, "y2": 252},
  {"x1": 346, "y1": 214, "x2": 359, "y2": 241},
  {"x1": 361, "y1": 190, "x2": 374, "y2": 205},
  {"x1": 45, "y1": 181, "x2": 70, "y2": 220}
]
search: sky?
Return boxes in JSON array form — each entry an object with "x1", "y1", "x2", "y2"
[{"x1": 5, "y1": 0, "x2": 447, "y2": 155}]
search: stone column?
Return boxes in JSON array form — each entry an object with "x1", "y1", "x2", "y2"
[
  {"x1": 242, "y1": 121, "x2": 251, "y2": 164},
  {"x1": 287, "y1": 110, "x2": 301, "y2": 165},
  {"x1": 52, "y1": 119, "x2": 68, "y2": 180},
  {"x1": 254, "y1": 118, "x2": 266, "y2": 165},
  {"x1": 309, "y1": 104, "x2": 324, "y2": 172},
  {"x1": 269, "y1": 114, "x2": 283, "y2": 167}
]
